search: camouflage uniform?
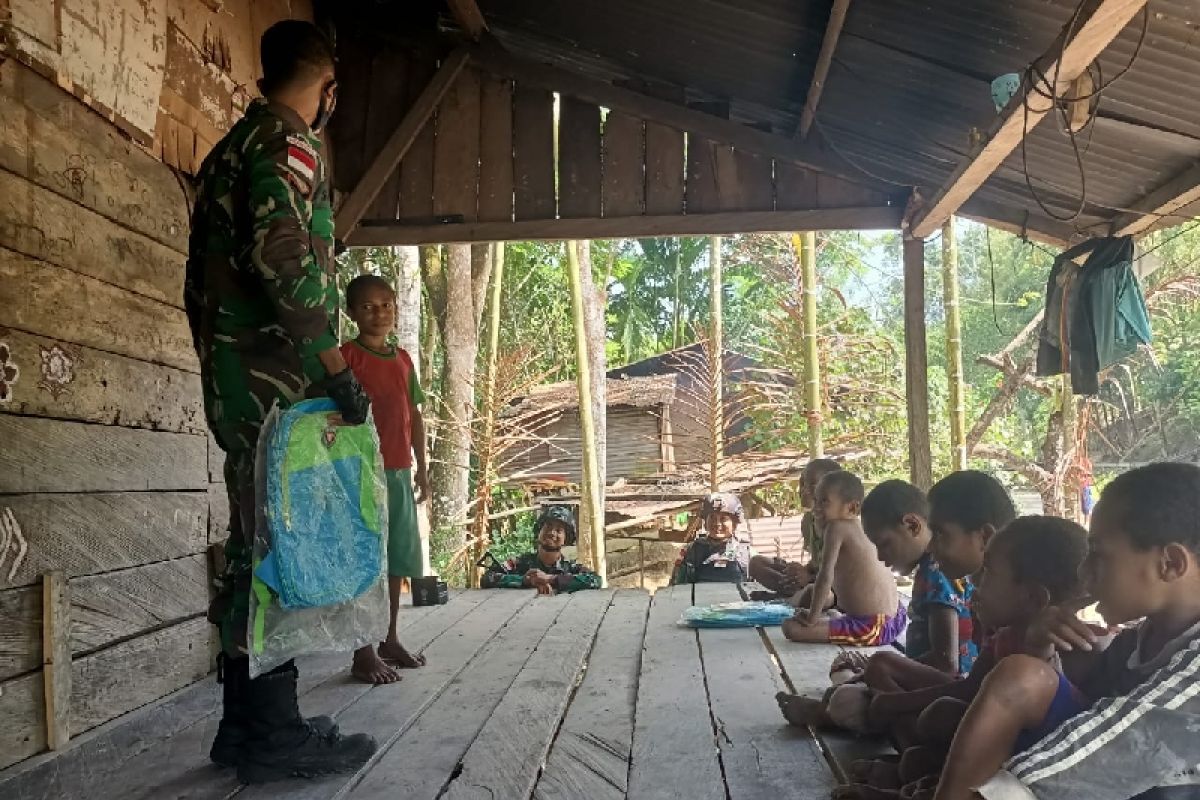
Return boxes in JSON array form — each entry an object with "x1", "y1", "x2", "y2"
[
  {"x1": 185, "y1": 98, "x2": 337, "y2": 656},
  {"x1": 481, "y1": 553, "x2": 602, "y2": 593}
]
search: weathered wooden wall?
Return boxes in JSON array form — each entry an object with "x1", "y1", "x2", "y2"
[
  {"x1": 500, "y1": 407, "x2": 665, "y2": 484},
  {"x1": 331, "y1": 55, "x2": 897, "y2": 244},
  {"x1": 0, "y1": 0, "x2": 307, "y2": 773}
]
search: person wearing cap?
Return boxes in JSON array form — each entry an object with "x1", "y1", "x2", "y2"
[
  {"x1": 670, "y1": 492, "x2": 755, "y2": 585},
  {"x1": 480, "y1": 505, "x2": 602, "y2": 594}
]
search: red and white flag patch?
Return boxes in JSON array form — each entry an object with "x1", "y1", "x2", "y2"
[{"x1": 285, "y1": 134, "x2": 317, "y2": 194}]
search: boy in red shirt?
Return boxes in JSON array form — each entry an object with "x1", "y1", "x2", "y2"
[{"x1": 342, "y1": 275, "x2": 431, "y2": 684}]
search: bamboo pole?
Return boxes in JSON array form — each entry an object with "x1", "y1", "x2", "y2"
[
  {"x1": 795, "y1": 232, "x2": 824, "y2": 458},
  {"x1": 904, "y1": 237, "x2": 933, "y2": 490},
  {"x1": 468, "y1": 242, "x2": 506, "y2": 587},
  {"x1": 710, "y1": 235, "x2": 724, "y2": 491},
  {"x1": 567, "y1": 241, "x2": 607, "y2": 585},
  {"x1": 943, "y1": 218, "x2": 967, "y2": 470}
]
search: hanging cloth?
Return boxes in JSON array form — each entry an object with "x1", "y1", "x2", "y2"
[{"x1": 1035, "y1": 236, "x2": 1152, "y2": 395}]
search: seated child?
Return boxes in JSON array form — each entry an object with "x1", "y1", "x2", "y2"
[
  {"x1": 853, "y1": 515, "x2": 1090, "y2": 798},
  {"x1": 481, "y1": 506, "x2": 600, "y2": 594},
  {"x1": 750, "y1": 458, "x2": 843, "y2": 594},
  {"x1": 782, "y1": 471, "x2": 904, "y2": 646},
  {"x1": 935, "y1": 463, "x2": 1200, "y2": 800},
  {"x1": 863, "y1": 470, "x2": 1019, "y2": 695},
  {"x1": 778, "y1": 471, "x2": 1016, "y2": 732},
  {"x1": 671, "y1": 492, "x2": 754, "y2": 585}
]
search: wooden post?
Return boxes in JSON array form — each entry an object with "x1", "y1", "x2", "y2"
[
  {"x1": 567, "y1": 241, "x2": 607, "y2": 585},
  {"x1": 904, "y1": 237, "x2": 933, "y2": 490},
  {"x1": 943, "y1": 218, "x2": 967, "y2": 471},
  {"x1": 710, "y1": 235, "x2": 724, "y2": 491},
  {"x1": 798, "y1": 232, "x2": 824, "y2": 458},
  {"x1": 638, "y1": 539, "x2": 646, "y2": 590},
  {"x1": 469, "y1": 242, "x2": 505, "y2": 588},
  {"x1": 42, "y1": 570, "x2": 71, "y2": 750}
]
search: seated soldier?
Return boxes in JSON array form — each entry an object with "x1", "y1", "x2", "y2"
[
  {"x1": 671, "y1": 493, "x2": 754, "y2": 584},
  {"x1": 782, "y1": 471, "x2": 904, "y2": 647},
  {"x1": 480, "y1": 506, "x2": 600, "y2": 594},
  {"x1": 750, "y1": 458, "x2": 843, "y2": 594}
]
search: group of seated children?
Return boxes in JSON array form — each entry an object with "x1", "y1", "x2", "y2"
[{"x1": 773, "y1": 463, "x2": 1200, "y2": 800}]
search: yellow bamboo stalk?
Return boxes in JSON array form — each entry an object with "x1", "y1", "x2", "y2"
[
  {"x1": 794, "y1": 232, "x2": 824, "y2": 458},
  {"x1": 710, "y1": 235, "x2": 724, "y2": 492},
  {"x1": 469, "y1": 242, "x2": 506, "y2": 587},
  {"x1": 943, "y1": 218, "x2": 967, "y2": 470},
  {"x1": 567, "y1": 241, "x2": 607, "y2": 585}
]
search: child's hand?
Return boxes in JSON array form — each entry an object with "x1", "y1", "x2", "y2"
[
  {"x1": 414, "y1": 468, "x2": 431, "y2": 504},
  {"x1": 1027, "y1": 596, "x2": 1098, "y2": 656}
]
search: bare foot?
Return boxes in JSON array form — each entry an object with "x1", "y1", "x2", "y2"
[
  {"x1": 378, "y1": 640, "x2": 426, "y2": 668},
  {"x1": 351, "y1": 646, "x2": 401, "y2": 684},
  {"x1": 899, "y1": 776, "x2": 937, "y2": 800},
  {"x1": 850, "y1": 757, "x2": 902, "y2": 789},
  {"x1": 775, "y1": 692, "x2": 830, "y2": 728}
]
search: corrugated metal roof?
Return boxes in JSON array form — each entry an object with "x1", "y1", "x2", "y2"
[
  {"x1": 472, "y1": 0, "x2": 1200, "y2": 237},
  {"x1": 504, "y1": 374, "x2": 679, "y2": 417}
]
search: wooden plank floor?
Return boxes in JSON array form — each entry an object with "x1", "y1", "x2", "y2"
[{"x1": 0, "y1": 587, "x2": 865, "y2": 800}]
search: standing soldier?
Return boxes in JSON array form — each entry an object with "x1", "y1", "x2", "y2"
[{"x1": 185, "y1": 20, "x2": 375, "y2": 783}]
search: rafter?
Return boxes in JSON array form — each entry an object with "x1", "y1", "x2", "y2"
[
  {"x1": 1111, "y1": 162, "x2": 1200, "y2": 237},
  {"x1": 910, "y1": 0, "x2": 1150, "y2": 239},
  {"x1": 798, "y1": 0, "x2": 851, "y2": 139},
  {"x1": 446, "y1": 0, "x2": 488, "y2": 41}
]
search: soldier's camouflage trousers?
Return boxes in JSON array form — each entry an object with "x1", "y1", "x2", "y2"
[{"x1": 208, "y1": 446, "x2": 257, "y2": 657}]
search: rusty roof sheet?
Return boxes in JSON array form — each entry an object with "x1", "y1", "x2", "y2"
[
  {"x1": 504, "y1": 374, "x2": 679, "y2": 418},
  {"x1": 473, "y1": 0, "x2": 1200, "y2": 238}
]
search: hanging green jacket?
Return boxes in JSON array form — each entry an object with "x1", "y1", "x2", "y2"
[{"x1": 1036, "y1": 235, "x2": 1151, "y2": 395}]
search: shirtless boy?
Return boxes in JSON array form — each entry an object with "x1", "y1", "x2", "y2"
[{"x1": 782, "y1": 471, "x2": 904, "y2": 646}]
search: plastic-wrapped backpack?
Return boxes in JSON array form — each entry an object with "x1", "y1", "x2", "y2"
[
  {"x1": 248, "y1": 398, "x2": 389, "y2": 676},
  {"x1": 679, "y1": 601, "x2": 796, "y2": 628}
]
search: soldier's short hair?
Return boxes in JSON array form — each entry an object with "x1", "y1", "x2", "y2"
[
  {"x1": 346, "y1": 275, "x2": 394, "y2": 308},
  {"x1": 260, "y1": 20, "x2": 335, "y2": 95}
]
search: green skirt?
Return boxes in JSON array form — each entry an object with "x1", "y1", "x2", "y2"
[{"x1": 385, "y1": 468, "x2": 422, "y2": 578}]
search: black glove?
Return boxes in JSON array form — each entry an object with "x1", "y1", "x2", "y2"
[{"x1": 325, "y1": 368, "x2": 371, "y2": 425}]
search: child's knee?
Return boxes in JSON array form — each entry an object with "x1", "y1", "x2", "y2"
[
  {"x1": 782, "y1": 618, "x2": 803, "y2": 641},
  {"x1": 862, "y1": 651, "x2": 904, "y2": 686},
  {"x1": 915, "y1": 697, "x2": 968, "y2": 746}
]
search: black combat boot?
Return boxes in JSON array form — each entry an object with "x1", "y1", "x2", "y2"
[
  {"x1": 236, "y1": 661, "x2": 376, "y2": 783},
  {"x1": 210, "y1": 655, "x2": 340, "y2": 768}
]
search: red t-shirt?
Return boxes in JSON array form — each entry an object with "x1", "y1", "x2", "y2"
[{"x1": 341, "y1": 341, "x2": 423, "y2": 470}]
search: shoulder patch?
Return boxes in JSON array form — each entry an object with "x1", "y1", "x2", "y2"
[{"x1": 285, "y1": 134, "x2": 317, "y2": 195}]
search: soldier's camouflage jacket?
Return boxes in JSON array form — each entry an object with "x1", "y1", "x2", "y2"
[
  {"x1": 185, "y1": 99, "x2": 337, "y2": 453},
  {"x1": 481, "y1": 552, "x2": 602, "y2": 593}
]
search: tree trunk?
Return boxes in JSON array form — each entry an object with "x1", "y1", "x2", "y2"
[
  {"x1": 393, "y1": 246, "x2": 422, "y2": 370},
  {"x1": 428, "y1": 243, "x2": 483, "y2": 547},
  {"x1": 570, "y1": 241, "x2": 607, "y2": 581}
]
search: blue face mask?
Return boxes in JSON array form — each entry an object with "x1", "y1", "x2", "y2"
[{"x1": 312, "y1": 80, "x2": 337, "y2": 132}]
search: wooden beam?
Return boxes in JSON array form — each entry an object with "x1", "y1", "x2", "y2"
[
  {"x1": 911, "y1": 0, "x2": 1150, "y2": 239},
  {"x1": 472, "y1": 45, "x2": 887, "y2": 191},
  {"x1": 350, "y1": 206, "x2": 903, "y2": 245},
  {"x1": 334, "y1": 47, "x2": 471, "y2": 236},
  {"x1": 958, "y1": 198, "x2": 1074, "y2": 248},
  {"x1": 1111, "y1": 162, "x2": 1200, "y2": 237},
  {"x1": 903, "y1": 237, "x2": 932, "y2": 490},
  {"x1": 799, "y1": 0, "x2": 851, "y2": 139},
  {"x1": 446, "y1": 0, "x2": 487, "y2": 40},
  {"x1": 42, "y1": 570, "x2": 71, "y2": 750}
]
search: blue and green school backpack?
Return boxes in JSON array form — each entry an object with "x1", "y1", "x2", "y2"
[{"x1": 252, "y1": 398, "x2": 386, "y2": 611}]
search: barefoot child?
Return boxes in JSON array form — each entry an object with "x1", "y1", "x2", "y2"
[
  {"x1": 342, "y1": 275, "x2": 430, "y2": 685},
  {"x1": 481, "y1": 505, "x2": 601, "y2": 593},
  {"x1": 750, "y1": 458, "x2": 842, "y2": 593},
  {"x1": 936, "y1": 463, "x2": 1200, "y2": 800},
  {"x1": 782, "y1": 471, "x2": 904, "y2": 645},
  {"x1": 855, "y1": 516, "x2": 1090, "y2": 798},
  {"x1": 777, "y1": 472, "x2": 1014, "y2": 733},
  {"x1": 671, "y1": 493, "x2": 754, "y2": 585}
]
